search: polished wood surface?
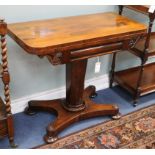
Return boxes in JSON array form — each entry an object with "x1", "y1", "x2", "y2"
[
  {"x1": 8, "y1": 12, "x2": 147, "y2": 143},
  {"x1": 8, "y1": 12, "x2": 146, "y2": 55},
  {"x1": 27, "y1": 86, "x2": 118, "y2": 143},
  {"x1": 25, "y1": 59, "x2": 120, "y2": 143},
  {"x1": 125, "y1": 5, "x2": 150, "y2": 15},
  {"x1": 114, "y1": 62, "x2": 155, "y2": 96}
]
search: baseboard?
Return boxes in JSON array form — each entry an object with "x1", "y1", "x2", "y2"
[{"x1": 11, "y1": 74, "x2": 110, "y2": 114}]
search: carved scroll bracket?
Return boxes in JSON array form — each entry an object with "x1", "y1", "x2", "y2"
[
  {"x1": 47, "y1": 50, "x2": 70, "y2": 65},
  {"x1": 128, "y1": 36, "x2": 142, "y2": 49},
  {"x1": 47, "y1": 52, "x2": 63, "y2": 65}
]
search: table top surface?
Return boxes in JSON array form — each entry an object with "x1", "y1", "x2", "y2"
[{"x1": 8, "y1": 12, "x2": 147, "y2": 55}]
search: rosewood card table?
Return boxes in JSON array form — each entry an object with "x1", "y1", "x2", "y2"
[{"x1": 7, "y1": 12, "x2": 147, "y2": 143}]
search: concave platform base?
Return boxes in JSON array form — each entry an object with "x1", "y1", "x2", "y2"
[{"x1": 25, "y1": 86, "x2": 119, "y2": 144}]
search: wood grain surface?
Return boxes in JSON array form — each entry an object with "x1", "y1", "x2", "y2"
[{"x1": 8, "y1": 12, "x2": 147, "y2": 55}]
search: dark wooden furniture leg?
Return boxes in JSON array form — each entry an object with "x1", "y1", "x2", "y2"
[
  {"x1": 110, "y1": 53, "x2": 117, "y2": 88},
  {"x1": 109, "y1": 6, "x2": 123, "y2": 89},
  {"x1": 118, "y1": 5, "x2": 124, "y2": 15},
  {"x1": 25, "y1": 59, "x2": 120, "y2": 143},
  {"x1": 133, "y1": 59, "x2": 145, "y2": 106}
]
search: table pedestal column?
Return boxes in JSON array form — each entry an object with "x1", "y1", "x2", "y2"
[{"x1": 25, "y1": 59, "x2": 120, "y2": 143}]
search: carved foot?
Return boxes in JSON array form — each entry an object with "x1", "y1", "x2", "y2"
[
  {"x1": 24, "y1": 106, "x2": 37, "y2": 115},
  {"x1": 10, "y1": 141, "x2": 18, "y2": 148},
  {"x1": 44, "y1": 135, "x2": 58, "y2": 144},
  {"x1": 87, "y1": 85, "x2": 97, "y2": 99},
  {"x1": 112, "y1": 112, "x2": 121, "y2": 120},
  {"x1": 44, "y1": 125, "x2": 59, "y2": 143},
  {"x1": 133, "y1": 100, "x2": 138, "y2": 107},
  {"x1": 90, "y1": 92, "x2": 98, "y2": 99}
]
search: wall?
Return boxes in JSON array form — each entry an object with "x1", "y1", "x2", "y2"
[{"x1": 0, "y1": 5, "x2": 154, "y2": 110}]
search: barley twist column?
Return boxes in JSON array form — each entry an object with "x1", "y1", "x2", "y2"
[
  {"x1": 0, "y1": 19, "x2": 17, "y2": 148},
  {"x1": 1, "y1": 35, "x2": 11, "y2": 115}
]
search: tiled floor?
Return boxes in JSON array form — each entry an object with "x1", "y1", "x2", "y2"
[{"x1": 0, "y1": 86, "x2": 155, "y2": 149}]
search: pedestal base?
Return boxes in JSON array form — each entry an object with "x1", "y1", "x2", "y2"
[{"x1": 25, "y1": 85, "x2": 119, "y2": 144}]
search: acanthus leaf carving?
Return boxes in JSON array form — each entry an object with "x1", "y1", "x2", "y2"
[{"x1": 47, "y1": 52, "x2": 63, "y2": 65}]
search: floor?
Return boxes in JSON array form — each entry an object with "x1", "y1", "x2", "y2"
[{"x1": 0, "y1": 86, "x2": 155, "y2": 149}]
